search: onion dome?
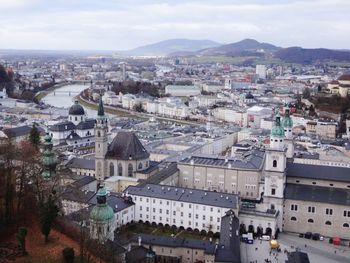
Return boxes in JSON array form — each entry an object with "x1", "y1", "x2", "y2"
[
  {"x1": 90, "y1": 185, "x2": 114, "y2": 223},
  {"x1": 271, "y1": 112, "x2": 285, "y2": 138},
  {"x1": 282, "y1": 107, "x2": 293, "y2": 128},
  {"x1": 41, "y1": 131, "x2": 58, "y2": 179},
  {"x1": 69, "y1": 100, "x2": 85, "y2": 115}
]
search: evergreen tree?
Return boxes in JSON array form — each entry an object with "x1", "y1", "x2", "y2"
[
  {"x1": 29, "y1": 124, "x2": 40, "y2": 146},
  {"x1": 15, "y1": 227, "x2": 28, "y2": 255},
  {"x1": 39, "y1": 194, "x2": 59, "y2": 242}
]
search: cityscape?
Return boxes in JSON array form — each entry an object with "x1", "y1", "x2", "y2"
[{"x1": 1, "y1": 1, "x2": 350, "y2": 263}]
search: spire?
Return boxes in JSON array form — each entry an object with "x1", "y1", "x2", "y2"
[
  {"x1": 98, "y1": 96, "x2": 104, "y2": 117},
  {"x1": 271, "y1": 111, "x2": 285, "y2": 138},
  {"x1": 282, "y1": 106, "x2": 293, "y2": 128},
  {"x1": 41, "y1": 130, "x2": 58, "y2": 179}
]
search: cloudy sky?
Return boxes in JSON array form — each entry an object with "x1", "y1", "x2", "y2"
[{"x1": 0, "y1": 0, "x2": 349, "y2": 50}]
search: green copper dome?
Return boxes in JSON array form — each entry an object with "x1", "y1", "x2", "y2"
[
  {"x1": 282, "y1": 108, "x2": 293, "y2": 128},
  {"x1": 271, "y1": 112, "x2": 285, "y2": 138},
  {"x1": 90, "y1": 186, "x2": 114, "y2": 223}
]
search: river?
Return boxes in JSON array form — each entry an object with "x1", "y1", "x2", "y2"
[{"x1": 42, "y1": 84, "x2": 98, "y2": 117}]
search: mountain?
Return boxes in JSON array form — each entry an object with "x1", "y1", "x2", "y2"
[
  {"x1": 198, "y1": 38, "x2": 280, "y2": 56},
  {"x1": 124, "y1": 39, "x2": 221, "y2": 56},
  {"x1": 274, "y1": 47, "x2": 350, "y2": 64}
]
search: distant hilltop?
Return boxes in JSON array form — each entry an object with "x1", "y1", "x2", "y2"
[{"x1": 122, "y1": 38, "x2": 350, "y2": 64}]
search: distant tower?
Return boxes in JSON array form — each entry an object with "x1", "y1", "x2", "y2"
[
  {"x1": 206, "y1": 109, "x2": 213, "y2": 133},
  {"x1": 95, "y1": 98, "x2": 108, "y2": 181},
  {"x1": 90, "y1": 185, "x2": 115, "y2": 242},
  {"x1": 41, "y1": 131, "x2": 58, "y2": 180},
  {"x1": 282, "y1": 106, "x2": 294, "y2": 158},
  {"x1": 263, "y1": 112, "x2": 286, "y2": 233},
  {"x1": 121, "y1": 62, "x2": 126, "y2": 81}
]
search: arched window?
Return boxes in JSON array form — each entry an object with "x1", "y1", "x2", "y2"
[
  {"x1": 273, "y1": 160, "x2": 277, "y2": 167},
  {"x1": 343, "y1": 223, "x2": 349, "y2": 228},
  {"x1": 308, "y1": 219, "x2": 314, "y2": 223},
  {"x1": 138, "y1": 162, "x2": 143, "y2": 170},
  {"x1": 109, "y1": 162, "x2": 114, "y2": 177},
  {"x1": 97, "y1": 131, "x2": 101, "y2": 137},
  {"x1": 81, "y1": 116, "x2": 83, "y2": 120},
  {"x1": 118, "y1": 163, "x2": 122, "y2": 176},
  {"x1": 325, "y1": 221, "x2": 332, "y2": 225},
  {"x1": 128, "y1": 163, "x2": 133, "y2": 177},
  {"x1": 75, "y1": 116, "x2": 77, "y2": 121},
  {"x1": 270, "y1": 204, "x2": 275, "y2": 210},
  {"x1": 291, "y1": 216, "x2": 297, "y2": 221}
]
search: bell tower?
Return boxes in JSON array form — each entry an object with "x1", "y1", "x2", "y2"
[
  {"x1": 282, "y1": 106, "x2": 294, "y2": 158},
  {"x1": 95, "y1": 97, "x2": 108, "y2": 181},
  {"x1": 264, "y1": 111, "x2": 286, "y2": 232}
]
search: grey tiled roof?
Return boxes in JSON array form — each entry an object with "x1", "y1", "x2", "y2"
[
  {"x1": 71, "y1": 175, "x2": 96, "y2": 189},
  {"x1": 49, "y1": 121, "x2": 75, "y2": 132},
  {"x1": 125, "y1": 184, "x2": 238, "y2": 209},
  {"x1": 286, "y1": 162, "x2": 350, "y2": 183},
  {"x1": 138, "y1": 163, "x2": 178, "y2": 187},
  {"x1": 66, "y1": 157, "x2": 95, "y2": 170},
  {"x1": 106, "y1": 131, "x2": 150, "y2": 160},
  {"x1": 286, "y1": 251, "x2": 310, "y2": 263},
  {"x1": 130, "y1": 234, "x2": 216, "y2": 254},
  {"x1": 75, "y1": 118, "x2": 95, "y2": 130},
  {"x1": 3, "y1": 125, "x2": 44, "y2": 138},
  {"x1": 285, "y1": 183, "x2": 350, "y2": 206},
  {"x1": 179, "y1": 150, "x2": 265, "y2": 170}
]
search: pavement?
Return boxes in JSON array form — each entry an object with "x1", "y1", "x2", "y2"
[{"x1": 240, "y1": 233, "x2": 350, "y2": 263}]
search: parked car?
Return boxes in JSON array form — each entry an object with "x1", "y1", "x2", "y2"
[
  {"x1": 299, "y1": 233, "x2": 304, "y2": 238},
  {"x1": 319, "y1": 236, "x2": 324, "y2": 241},
  {"x1": 260, "y1": 235, "x2": 271, "y2": 241},
  {"x1": 305, "y1": 232, "x2": 312, "y2": 239},
  {"x1": 312, "y1": 233, "x2": 320, "y2": 240}
]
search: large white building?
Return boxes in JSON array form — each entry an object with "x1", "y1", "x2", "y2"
[{"x1": 125, "y1": 184, "x2": 239, "y2": 234}]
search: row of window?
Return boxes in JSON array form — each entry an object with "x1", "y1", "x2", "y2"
[
  {"x1": 294, "y1": 180, "x2": 350, "y2": 188},
  {"x1": 290, "y1": 205, "x2": 350, "y2": 217},
  {"x1": 290, "y1": 217, "x2": 349, "y2": 227},
  {"x1": 139, "y1": 207, "x2": 221, "y2": 222},
  {"x1": 139, "y1": 214, "x2": 220, "y2": 230}
]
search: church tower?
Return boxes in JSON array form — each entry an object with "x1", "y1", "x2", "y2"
[
  {"x1": 263, "y1": 111, "x2": 286, "y2": 232},
  {"x1": 95, "y1": 97, "x2": 108, "y2": 181},
  {"x1": 282, "y1": 106, "x2": 294, "y2": 158},
  {"x1": 90, "y1": 185, "x2": 115, "y2": 242}
]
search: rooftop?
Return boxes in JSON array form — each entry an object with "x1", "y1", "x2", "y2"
[{"x1": 126, "y1": 184, "x2": 239, "y2": 209}]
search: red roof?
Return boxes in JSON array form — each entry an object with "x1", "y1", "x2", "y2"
[{"x1": 338, "y1": 74, "x2": 350, "y2": 81}]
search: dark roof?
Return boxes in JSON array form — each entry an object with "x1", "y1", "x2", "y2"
[
  {"x1": 215, "y1": 211, "x2": 241, "y2": 263},
  {"x1": 3, "y1": 125, "x2": 44, "y2": 138},
  {"x1": 286, "y1": 162, "x2": 350, "y2": 183},
  {"x1": 69, "y1": 100, "x2": 85, "y2": 115},
  {"x1": 62, "y1": 186, "x2": 96, "y2": 203},
  {"x1": 71, "y1": 176, "x2": 96, "y2": 189},
  {"x1": 138, "y1": 163, "x2": 178, "y2": 187},
  {"x1": 285, "y1": 183, "x2": 350, "y2": 206},
  {"x1": 135, "y1": 160, "x2": 160, "y2": 175},
  {"x1": 179, "y1": 150, "x2": 264, "y2": 171},
  {"x1": 131, "y1": 234, "x2": 216, "y2": 255},
  {"x1": 66, "y1": 157, "x2": 95, "y2": 170},
  {"x1": 66, "y1": 131, "x2": 81, "y2": 140},
  {"x1": 106, "y1": 131, "x2": 150, "y2": 160},
  {"x1": 286, "y1": 251, "x2": 310, "y2": 263},
  {"x1": 75, "y1": 118, "x2": 95, "y2": 130},
  {"x1": 49, "y1": 121, "x2": 75, "y2": 132},
  {"x1": 126, "y1": 184, "x2": 238, "y2": 209}
]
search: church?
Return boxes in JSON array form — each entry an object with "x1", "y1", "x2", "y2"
[
  {"x1": 94, "y1": 97, "x2": 150, "y2": 181},
  {"x1": 49, "y1": 100, "x2": 95, "y2": 147}
]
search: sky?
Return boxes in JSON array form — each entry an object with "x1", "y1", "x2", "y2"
[{"x1": 0, "y1": 0, "x2": 349, "y2": 51}]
